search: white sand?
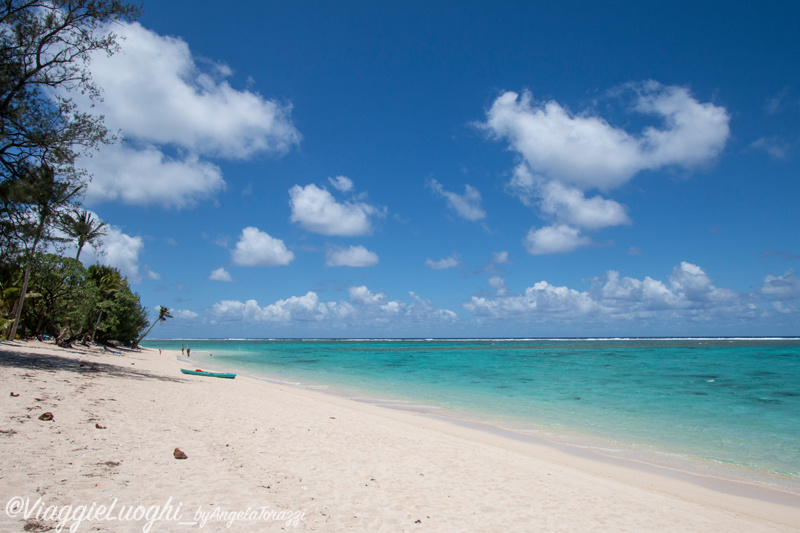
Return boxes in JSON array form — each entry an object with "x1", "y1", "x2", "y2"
[{"x1": 1, "y1": 340, "x2": 798, "y2": 532}]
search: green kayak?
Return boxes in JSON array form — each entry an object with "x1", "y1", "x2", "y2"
[{"x1": 180, "y1": 368, "x2": 236, "y2": 379}]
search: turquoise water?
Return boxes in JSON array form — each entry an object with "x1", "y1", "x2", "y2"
[{"x1": 144, "y1": 338, "x2": 800, "y2": 491}]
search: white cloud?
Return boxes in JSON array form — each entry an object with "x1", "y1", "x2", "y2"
[
  {"x1": 208, "y1": 267, "x2": 234, "y2": 282},
  {"x1": 328, "y1": 176, "x2": 354, "y2": 192},
  {"x1": 505, "y1": 164, "x2": 539, "y2": 207},
  {"x1": 465, "y1": 262, "x2": 756, "y2": 323},
  {"x1": 633, "y1": 82, "x2": 730, "y2": 170},
  {"x1": 483, "y1": 82, "x2": 729, "y2": 255},
  {"x1": 207, "y1": 286, "x2": 457, "y2": 328},
  {"x1": 523, "y1": 224, "x2": 592, "y2": 255},
  {"x1": 208, "y1": 292, "x2": 333, "y2": 323},
  {"x1": 668, "y1": 262, "x2": 738, "y2": 303},
  {"x1": 75, "y1": 21, "x2": 300, "y2": 208},
  {"x1": 349, "y1": 285, "x2": 386, "y2": 306},
  {"x1": 82, "y1": 144, "x2": 225, "y2": 208},
  {"x1": 761, "y1": 269, "x2": 800, "y2": 300},
  {"x1": 58, "y1": 211, "x2": 155, "y2": 283},
  {"x1": 482, "y1": 83, "x2": 729, "y2": 190},
  {"x1": 80, "y1": 225, "x2": 153, "y2": 283},
  {"x1": 425, "y1": 255, "x2": 460, "y2": 270},
  {"x1": 428, "y1": 179, "x2": 486, "y2": 221},
  {"x1": 84, "y1": 22, "x2": 300, "y2": 158},
  {"x1": 231, "y1": 227, "x2": 294, "y2": 267},
  {"x1": 289, "y1": 184, "x2": 384, "y2": 236},
  {"x1": 347, "y1": 286, "x2": 457, "y2": 322},
  {"x1": 484, "y1": 92, "x2": 642, "y2": 190},
  {"x1": 173, "y1": 309, "x2": 199, "y2": 320},
  {"x1": 506, "y1": 159, "x2": 629, "y2": 231},
  {"x1": 539, "y1": 181, "x2": 630, "y2": 230},
  {"x1": 326, "y1": 245, "x2": 379, "y2": 267}
]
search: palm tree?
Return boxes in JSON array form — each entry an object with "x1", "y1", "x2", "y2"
[
  {"x1": 61, "y1": 210, "x2": 107, "y2": 261},
  {"x1": 87, "y1": 265, "x2": 128, "y2": 342},
  {"x1": 136, "y1": 306, "x2": 173, "y2": 345}
]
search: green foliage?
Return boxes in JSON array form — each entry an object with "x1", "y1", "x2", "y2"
[
  {"x1": 24, "y1": 252, "x2": 96, "y2": 337},
  {"x1": 60, "y1": 209, "x2": 107, "y2": 259},
  {"x1": 96, "y1": 289, "x2": 148, "y2": 345},
  {"x1": 0, "y1": 0, "x2": 142, "y2": 186},
  {"x1": 2, "y1": 163, "x2": 82, "y2": 338},
  {"x1": 136, "y1": 305, "x2": 173, "y2": 344},
  {"x1": 1, "y1": 252, "x2": 148, "y2": 345},
  {"x1": 0, "y1": 1, "x2": 144, "y2": 344}
]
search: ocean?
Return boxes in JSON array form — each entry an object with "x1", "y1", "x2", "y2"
[{"x1": 142, "y1": 338, "x2": 800, "y2": 494}]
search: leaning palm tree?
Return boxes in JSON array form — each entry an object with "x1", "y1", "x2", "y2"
[
  {"x1": 136, "y1": 306, "x2": 173, "y2": 345},
  {"x1": 61, "y1": 210, "x2": 107, "y2": 260}
]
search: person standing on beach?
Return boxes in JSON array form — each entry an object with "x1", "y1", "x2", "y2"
[
  {"x1": 187, "y1": 347, "x2": 191, "y2": 357},
  {"x1": 181, "y1": 345, "x2": 185, "y2": 355}
]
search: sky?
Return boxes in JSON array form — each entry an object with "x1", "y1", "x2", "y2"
[{"x1": 61, "y1": 0, "x2": 800, "y2": 338}]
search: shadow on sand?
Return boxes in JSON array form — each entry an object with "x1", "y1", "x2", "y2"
[{"x1": 0, "y1": 342, "x2": 186, "y2": 383}]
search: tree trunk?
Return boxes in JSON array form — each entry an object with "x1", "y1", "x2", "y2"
[
  {"x1": 6, "y1": 215, "x2": 44, "y2": 341},
  {"x1": 75, "y1": 241, "x2": 85, "y2": 261},
  {"x1": 135, "y1": 320, "x2": 158, "y2": 345},
  {"x1": 90, "y1": 310, "x2": 103, "y2": 343},
  {"x1": 6, "y1": 260, "x2": 32, "y2": 340}
]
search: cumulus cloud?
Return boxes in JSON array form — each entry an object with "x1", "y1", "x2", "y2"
[
  {"x1": 75, "y1": 21, "x2": 300, "y2": 207},
  {"x1": 482, "y1": 82, "x2": 730, "y2": 255},
  {"x1": 172, "y1": 309, "x2": 199, "y2": 320},
  {"x1": 79, "y1": 224, "x2": 156, "y2": 283},
  {"x1": 428, "y1": 179, "x2": 486, "y2": 222},
  {"x1": 207, "y1": 286, "x2": 457, "y2": 327},
  {"x1": 425, "y1": 255, "x2": 460, "y2": 270},
  {"x1": 349, "y1": 285, "x2": 386, "y2": 306},
  {"x1": 348, "y1": 286, "x2": 457, "y2": 322},
  {"x1": 507, "y1": 162, "x2": 628, "y2": 251},
  {"x1": 326, "y1": 245, "x2": 379, "y2": 267},
  {"x1": 208, "y1": 292, "x2": 335, "y2": 323},
  {"x1": 208, "y1": 267, "x2": 234, "y2": 282},
  {"x1": 523, "y1": 224, "x2": 592, "y2": 255},
  {"x1": 82, "y1": 144, "x2": 225, "y2": 208},
  {"x1": 464, "y1": 262, "x2": 758, "y2": 324},
  {"x1": 231, "y1": 227, "x2": 294, "y2": 267},
  {"x1": 538, "y1": 181, "x2": 630, "y2": 230},
  {"x1": 632, "y1": 82, "x2": 730, "y2": 169},
  {"x1": 328, "y1": 176, "x2": 354, "y2": 192},
  {"x1": 483, "y1": 82, "x2": 729, "y2": 190},
  {"x1": 84, "y1": 22, "x2": 300, "y2": 158},
  {"x1": 668, "y1": 261, "x2": 738, "y2": 303},
  {"x1": 289, "y1": 183, "x2": 384, "y2": 236},
  {"x1": 761, "y1": 269, "x2": 800, "y2": 300}
]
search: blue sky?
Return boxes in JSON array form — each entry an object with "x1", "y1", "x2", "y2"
[{"x1": 65, "y1": 0, "x2": 799, "y2": 338}]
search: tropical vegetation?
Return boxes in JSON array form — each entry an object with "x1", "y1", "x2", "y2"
[{"x1": 0, "y1": 1, "x2": 164, "y2": 347}]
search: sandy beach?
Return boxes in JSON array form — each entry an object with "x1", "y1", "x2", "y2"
[{"x1": 0, "y1": 340, "x2": 798, "y2": 532}]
